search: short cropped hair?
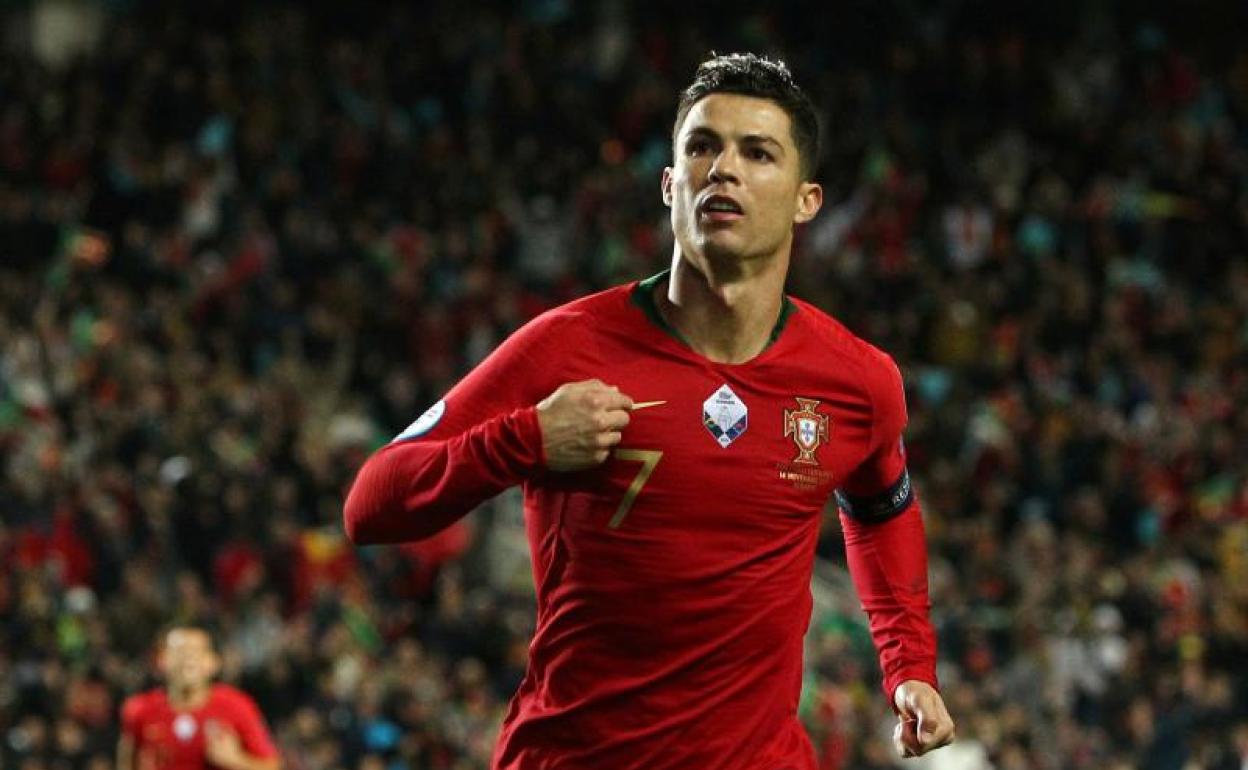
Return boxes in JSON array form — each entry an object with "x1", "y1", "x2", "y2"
[{"x1": 673, "y1": 53, "x2": 821, "y2": 180}]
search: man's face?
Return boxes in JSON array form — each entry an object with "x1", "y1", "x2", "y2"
[
  {"x1": 159, "y1": 629, "x2": 219, "y2": 690},
  {"x1": 663, "y1": 93, "x2": 821, "y2": 268}
]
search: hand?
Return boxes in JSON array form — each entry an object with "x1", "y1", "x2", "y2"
[
  {"x1": 204, "y1": 720, "x2": 246, "y2": 770},
  {"x1": 537, "y1": 380, "x2": 633, "y2": 471},
  {"x1": 892, "y1": 680, "x2": 955, "y2": 758}
]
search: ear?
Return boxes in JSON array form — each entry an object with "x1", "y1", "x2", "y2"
[
  {"x1": 793, "y1": 181, "x2": 823, "y2": 224},
  {"x1": 206, "y1": 650, "x2": 222, "y2": 678},
  {"x1": 661, "y1": 167, "x2": 674, "y2": 207}
]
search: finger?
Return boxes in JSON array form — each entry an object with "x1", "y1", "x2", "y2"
[
  {"x1": 920, "y1": 715, "x2": 956, "y2": 751},
  {"x1": 599, "y1": 386, "x2": 634, "y2": 410},
  {"x1": 902, "y1": 718, "x2": 925, "y2": 755},
  {"x1": 593, "y1": 410, "x2": 630, "y2": 432},
  {"x1": 596, "y1": 431, "x2": 623, "y2": 448},
  {"x1": 577, "y1": 379, "x2": 612, "y2": 398},
  {"x1": 600, "y1": 409, "x2": 631, "y2": 431},
  {"x1": 915, "y1": 699, "x2": 955, "y2": 750},
  {"x1": 893, "y1": 720, "x2": 917, "y2": 758}
]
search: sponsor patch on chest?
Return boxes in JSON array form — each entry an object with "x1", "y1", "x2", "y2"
[{"x1": 702, "y1": 384, "x2": 748, "y2": 448}]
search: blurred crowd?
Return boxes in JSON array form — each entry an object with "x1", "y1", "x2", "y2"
[{"x1": 2, "y1": 1, "x2": 1247, "y2": 769}]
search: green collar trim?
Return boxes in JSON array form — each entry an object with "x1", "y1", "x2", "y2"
[{"x1": 630, "y1": 269, "x2": 796, "y2": 352}]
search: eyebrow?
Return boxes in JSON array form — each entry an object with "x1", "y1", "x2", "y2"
[{"x1": 684, "y1": 127, "x2": 787, "y2": 155}]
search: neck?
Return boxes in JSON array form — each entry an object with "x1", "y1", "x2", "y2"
[
  {"x1": 657, "y1": 248, "x2": 789, "y2": 364},
  {"x1": 167, "y1": 683, "x2": 210, "y2": 710}
]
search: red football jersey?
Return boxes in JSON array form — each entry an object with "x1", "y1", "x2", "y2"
[
  {"x1": 120, "y1": 684, "x2": 278, "y2": 770},
  {"x1": 345, "y1": 273, "x2": 937, "y2": 770}
]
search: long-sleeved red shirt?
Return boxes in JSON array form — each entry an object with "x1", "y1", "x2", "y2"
[{"x1": 344, "y1": 273, "x2": 938, "y2": 770}]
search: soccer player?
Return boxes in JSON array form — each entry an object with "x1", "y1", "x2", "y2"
[
  {"x1": 345, "y1": 52, "x2": 954, "y2": 768},
  {"x1": 117, "y1": 626, "x2": 280, "y2": 770}
]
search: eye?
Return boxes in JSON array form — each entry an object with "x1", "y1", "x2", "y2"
[
  {"x1": 686, "y1": 138, "x2": 711, "y2": 156},
  {"x1": 748, "y1": 147, "x2": 774, "y2": 162}
]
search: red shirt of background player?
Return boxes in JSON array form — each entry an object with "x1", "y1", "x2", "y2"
[{"x1": 120, "y1": 685, "x2": 278, "y2": 770}]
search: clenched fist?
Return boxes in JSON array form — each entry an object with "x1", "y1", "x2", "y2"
[
  {"x1": 893, "y1": 680, "x2": 956, "y2": 758},
  {"x1": 537, "y1": 380, "x2": 633, "y2": 471}
]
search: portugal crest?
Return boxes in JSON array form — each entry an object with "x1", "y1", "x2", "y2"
[
  {"x1": 173, "y1": 713, "x2": 197, "y2": 742},
  {"x1": 784, "y1": 397, "x2": 829, "y2": 465}
]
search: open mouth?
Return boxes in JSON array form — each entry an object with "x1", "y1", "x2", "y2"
[{"x1": 699, "y1": 194, "x2": 744, "y2": 221}]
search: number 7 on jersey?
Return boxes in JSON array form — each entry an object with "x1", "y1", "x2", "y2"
[{"x1": 609, "y1": 449, "x2": 663, "y2": 529}]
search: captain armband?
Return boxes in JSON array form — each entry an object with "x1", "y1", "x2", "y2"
[{"x1": 835, "y1": 468, "x2": 914, "y2": 523}]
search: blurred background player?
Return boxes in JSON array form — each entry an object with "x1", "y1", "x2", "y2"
[{"x1": 118, "y1": 626, "x2": 280, "y2": 770}]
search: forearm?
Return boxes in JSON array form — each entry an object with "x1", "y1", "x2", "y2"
[
  {"x1": 840, "y1": 500, "x2": 938, "y2": 701},
  {"x1": 344, "y1": 406, "x2": 544, "y2": 544}
]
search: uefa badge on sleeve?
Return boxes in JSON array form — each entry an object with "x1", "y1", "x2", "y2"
[
  {"x1": 392, "y1": 399, "x2": 447, "y2": 442},
  {"x1": 703, "y1": 384, "x2": 748, "y2": 448}
]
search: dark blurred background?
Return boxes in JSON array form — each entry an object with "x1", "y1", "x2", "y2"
[{"x1": 2, "y1": 1, "x2": 1247, "y2": 769}]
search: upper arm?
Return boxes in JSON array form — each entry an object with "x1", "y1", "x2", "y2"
[
  {"x1": 233, "y1": 695, "x2": 280, "y2": 761},
  {"x1": 837, "y1": 352, "x2": 914, "y2": 522}
]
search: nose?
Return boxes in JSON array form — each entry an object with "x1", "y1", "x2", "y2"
[{"x1": 708, "y1": 148, "x2": 740, "y2": 185}]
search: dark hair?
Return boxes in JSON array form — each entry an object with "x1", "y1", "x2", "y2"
[{"x1": 673, "y1": 52, "x2": 821, "y2": 180}]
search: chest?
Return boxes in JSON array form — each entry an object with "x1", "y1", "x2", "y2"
[
  {"x1": 138, "y1": 709, "x2": 208, "y2": 761},
  {"x1": 544, "y1": 353, "x2": 875, "y2": 539}
]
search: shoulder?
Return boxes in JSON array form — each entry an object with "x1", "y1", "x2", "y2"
[
  {"x1": 789, "y1": 297, "x2": 903, "y2": 391},
  {"x1": 521, "y1": 283, "x2": 633, "y2": 333},
  {"x1": 121, "y1": 689, "x2": 163, "y2": 722},
  {"x1": 789, "y1": 297, "x2": 907, "y2": 437},
  {"x1": 210, "y1": 684, "x2": 260, "y2": 711},
  {"x1": 493, "y1": 283, "x2": 638, "y2": 364},
  {"x1": 485, "y1": 283, "x2": 633, "y2": 367}
]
